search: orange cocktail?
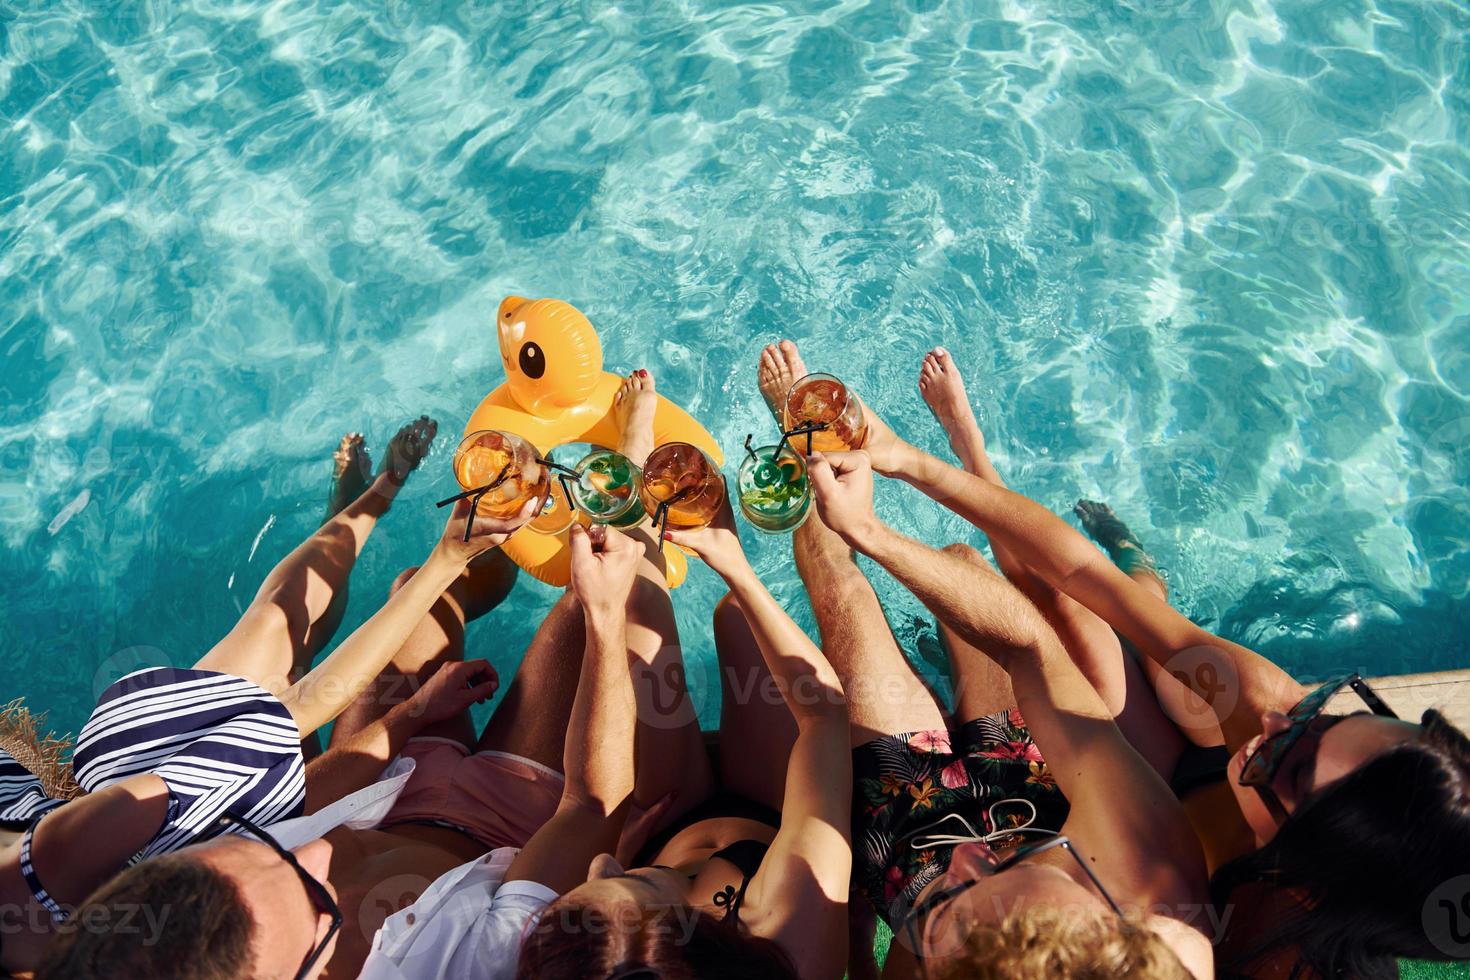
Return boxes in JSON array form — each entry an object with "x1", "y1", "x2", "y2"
[
  {"x1": 782, "y1": 373, "x2": 868, "y2": 452},
  {"x1": 452, "y1": 430, "x2": 550, "y2": 521},
  {"x1": 639, "y1": 442, "x2": 725, "y2": 532}
]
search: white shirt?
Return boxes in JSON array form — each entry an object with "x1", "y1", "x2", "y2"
[
  {"x1": 264, "y1": 757, "x2": 417, "y2": 850},
  {"x1": 358, "y1": 846, "x2": 557, "y2": 980}
]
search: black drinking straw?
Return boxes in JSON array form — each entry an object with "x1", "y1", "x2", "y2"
[
  {"x1": 435, "y1": 462, "x2": 513, "y2": 542},
  {"x1": 775, "y1": 420, "x2": 829, "y2": 460},
  {"x1": 743, "y1": 434, "x2": 758, "y2": 463},
  {"x1": 436, "y1": 463, "x2": 513, "y2": 508},
  {"x1": 463, "y1": 489, "x2": 491, "y2": 541},
  {"x1": 650, "y1": 485, "x2": 696, "y2": 546},
  {"x1": 557, "y1": 473, "x2": 579, "y2": 514},
  {"x1": 537, "y1": 457, "x2": 581, "y2": 478}
]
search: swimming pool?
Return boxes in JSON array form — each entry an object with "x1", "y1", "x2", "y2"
[{"x1": 2, "y1": 0, "x2": 1467, "y2": 736}]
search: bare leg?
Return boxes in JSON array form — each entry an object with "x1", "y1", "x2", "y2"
[
  {"x1": 920, "y1": 350, "x2": 1190, "y2": 774},
  {"x1": 479, "y1": 372, "x2": 716, "y2": 815},
  {"x1": 612, "y1": 371, "x2": 716, "y2": 818},
  {"x1": 194, "y1": 418, "x2": 437, "y2": 694},
  {"x1": 934, "y1": 543, "x2": 1015, "y2": 722},
  {"x1": 712, "y1": 593, "x2": 799, "y2": 811},
  {"x1": 474, "y1": 590, "x2": 587, "y2": 770},
  {"x1": 763, "y1": 341, "x2": 947, "y2": 747},
  {"x1": 330, "y1": 550, "x2": 518, "y2": 748},
  {"x1": 1075, "y1": 500, "x2": 1168, "y2": 601},
  {"x1": 1074, "y1": 499, "x2": 1225, "y2": 749}
]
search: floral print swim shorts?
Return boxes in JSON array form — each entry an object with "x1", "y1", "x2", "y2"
[{"x1": 852, "y1": 708, "x2": 1070, "y2": 925}]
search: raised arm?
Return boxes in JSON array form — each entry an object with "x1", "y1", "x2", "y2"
[
  {"x1": 861, "y1": 413, "x2": 1304, "y2": 748},
  {"x1": 279, "y1": 496, "x2": 536, "y2": 736},
  {"x1": 506, "y1": 524, "x2": 643, "y2": 894},
  {"x1": 806, "y1": 452, "x2": 1208, "y2": 921},
  {"x1": 303, "y1": 658, "x2": 498, "y2": 813},
  {"x1": 668, "y1": 501, "x2": 852, "y2": 980}
]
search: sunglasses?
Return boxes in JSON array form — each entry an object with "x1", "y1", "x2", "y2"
[
  {"x1": 213, "y1": 812, "x2": 342, "y2": 980},
  {"x1": 1237, "y1": 673, "x2": 1398, "y2": 822},
  {"x1": 899, "y1": 836, "x2": 1121, "y2": 969}
]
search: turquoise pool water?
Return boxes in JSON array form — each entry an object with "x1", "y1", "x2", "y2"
[{"x1": 2, "y1": 0, "x2": 1468, "y2": 736}]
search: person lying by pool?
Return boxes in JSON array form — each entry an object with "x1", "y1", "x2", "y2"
[
  {"x1": 756, "y1": 342, "x2": 1212, "y2": 978},
  {"x1": 842, "y1": 358, "x2": 1470, "y2": 978},
  {"x1": 516, "y1": 485, "x2": 854, "y2": 978},
  {"x1": 0, "y1": 417, "x2": 536, "y2": 974}
]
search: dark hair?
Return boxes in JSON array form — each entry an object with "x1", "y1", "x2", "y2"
[
  {"x1": 516, "y1": 898, "x2": 798, "y2": 980},
  {"x1": 1212, "y1": 710, "x2": 1470, "y2": 979},
  {"x1": 35, "y1": 855, "x2": 254, "y2": 980}
]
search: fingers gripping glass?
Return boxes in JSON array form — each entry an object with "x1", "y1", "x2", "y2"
[
  {"x1": 436, "y1": 456, "x2": 579, "y2": 541},
  {"x1": 1237, "y1": 673, "x2": 1398, "y2": 821},
  {"x1": 900, "y1": 836, "x2": 1120, "y2": 965},
  {"x1": 213, "y1": 811, "x2": 341, "y2": 980}
]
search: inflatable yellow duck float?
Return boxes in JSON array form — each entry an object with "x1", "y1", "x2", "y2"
[{"x1": 464, "y1": 296, "x2": 723, "y2": 589}]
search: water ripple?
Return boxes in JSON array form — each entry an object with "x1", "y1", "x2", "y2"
[{"x1": 2, "y1": 0, "x2": 1468, "y2": 730}]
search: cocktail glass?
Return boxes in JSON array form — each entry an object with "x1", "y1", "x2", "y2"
[
  {"x1": 569, "y1": 448, "x2": 646, "y2": 528},
  {"x1": 737, "y1": 443, "x2": 811, "y2": 533},
  {"x1": 782, "y1": 372, "x2": 869, "y2": 453},
  {"x1": 451, "y1": 430, "x2": 550, "y2": 522},
  {"x1": 639, "y1": 442, "x2": 726, "y2": 533}
]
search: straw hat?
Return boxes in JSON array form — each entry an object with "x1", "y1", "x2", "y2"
[{"x1": 0, "y1": 699, "x2": 80, "y2": 802}]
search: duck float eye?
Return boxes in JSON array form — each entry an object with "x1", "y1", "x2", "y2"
[{"x1": 519, "y1": 341, "x2": 546, "y2": 380}]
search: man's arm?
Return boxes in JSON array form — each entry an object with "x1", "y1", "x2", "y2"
[
  {"x1": 807, "y1": 452, "x2": 1209, "y2": 920},
  {"x1": 506, "y1": 525, "x2": 641, "y2": 894}
]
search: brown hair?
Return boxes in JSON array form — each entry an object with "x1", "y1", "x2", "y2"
[
  {"x1": 516, "y1": 899, "x2": 797, "y2": 980},
  {"x1": 932, "y1": 905, "x2": 1191, "y2": 980},
  {"x1": 36, "y1": 855, "x2": 253, "y2": 980}
]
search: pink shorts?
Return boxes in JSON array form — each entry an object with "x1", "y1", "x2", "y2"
[{"x1": 382, "y1": 737, "x2": 672, "y2": 854}]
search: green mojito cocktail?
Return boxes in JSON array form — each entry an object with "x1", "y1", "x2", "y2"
[
  {"x1": 570, "y1": 448, "x2": 646, "y2": 528},
  {"x1": 737, "y1": 445, "x2": 811, "y2": 533}
]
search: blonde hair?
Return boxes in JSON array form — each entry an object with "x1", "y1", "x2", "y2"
[
  {"x1": 933, "y1": 905, "x2": 1191, "y2": 980},
  {"x1": 0, "y1": 698, "x2": 80, "y2": 801}
]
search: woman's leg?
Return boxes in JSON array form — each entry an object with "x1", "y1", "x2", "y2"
[
  {"x1": 762, "y1": 342, "x2": 948, "y2": 747},
  {"x1": 1075, "y1": 499, "x2": 1169, "y2": 601},
  {"x1": 711, "y1": 593, "x2": 799, "y2": 811},
  {"x1": 611, "y1": 371, "x2": 717, "y2": 816},
  {"x1": 194, "y1": 418, "x2": 437, "y2": 694},
  {"x1": 920, "y1": 350, "x2": 1190, "y2": 774}
]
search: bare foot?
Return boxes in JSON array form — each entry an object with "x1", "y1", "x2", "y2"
[
  {"x1": 614, "y1": 369, "x2": 658, "y2": 467},
  {"x1": 1074, "y1": 499, "x2": 1166, "y2": 595},
  {"x1": 918, "y1": 347, "x2": 985, "y2": 472},
  {"x1": 379, "y1": 415, "x2": 439, "y2": 486},
  {"x1": 758, "y1": 340, "x2": 807, "y2": 424},
  {"x1": 327, "y1": 433, "x2": 371, "y2": 521}
]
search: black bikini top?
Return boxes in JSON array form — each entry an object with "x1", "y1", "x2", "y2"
[{"x1": 706, "y1": 838, "x2": 769, "y2": 925}]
